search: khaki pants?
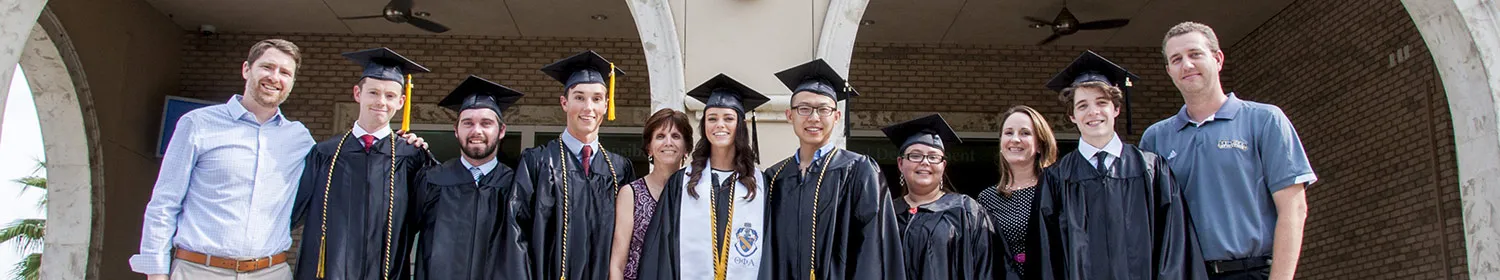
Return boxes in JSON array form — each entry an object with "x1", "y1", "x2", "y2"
[{"x1": 169, "y1": 259, "x2": 291, "y2": 280}]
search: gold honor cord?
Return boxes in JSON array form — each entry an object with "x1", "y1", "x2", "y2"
[
  {"x1": 317, "y1": 131, "x2": 399, "y2": 280},
  {"x1": 380, "y1": 136, "x2": 396, "y2": 280},
  {"x1": 554, "y1": 139, "x2": 621, "y2": 280},
  {"x1": 766, "y1": 150, "x2": 840, "y2": 280},
  {"x1": 709, "y1": 173, "x2": 738, "y2": 280}
]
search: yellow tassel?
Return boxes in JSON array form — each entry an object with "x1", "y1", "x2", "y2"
[
  {"x1": 317, "y1": 236, "x2": 326, "y2": 278},
  {"x1": 607, "y1": 62, "x2": 616, "y2": 121},
  {"x1": 401, "y1": 74, "x2": 413, "y2": 132}
]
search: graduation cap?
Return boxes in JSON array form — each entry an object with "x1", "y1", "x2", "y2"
[
  {"x1": 342, "y1": 47, "x2": 430, "y2": 84},
  {"x1": 438, "y1": 75, "x2": 525, "y2": 120},
  {"x1": 540, "y1": 50, "x2": 627, "y2": 120},
  {"x1": 775, "y1": 59, "x2": 861, "y2": 138},
  {"x1": 688, "y1": 74, "x2": 771, "y2": 114},
  {"x1": 881, "y1": 114, "x2": 962, "y2": 152},
  {"x1": 774, "y1": 58, "x2": 858, "y2": 101},
  {"x1": 1045, "y1": 50, "x2": 1143, "y2": 133},
  {"x1": 687, "y1": 74, "x2": 769, "y2": 163}
]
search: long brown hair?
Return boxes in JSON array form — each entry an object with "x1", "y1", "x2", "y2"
[
  {"x1": 997, "y1": 105, "x2": 1057, "y2": 194},
  {"x1": 685, "y1": 109, "x2": 759, "y2": 201}
]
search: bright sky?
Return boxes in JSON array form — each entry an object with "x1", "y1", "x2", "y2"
[{"x1": 0, "y1": 65, "x2": 47, "y2": 273}]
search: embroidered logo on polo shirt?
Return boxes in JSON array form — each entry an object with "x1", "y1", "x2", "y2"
[
  {"x1": 1167, "y1": 150, "x2": 1178, "y2": 160},
  {"x1": 1218, "y1": 140, "x2": 1249, "y2": 151}
]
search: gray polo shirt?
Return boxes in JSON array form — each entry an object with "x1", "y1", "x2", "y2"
[{"x1": 1140, "y1": 93, "x2": 1317, "y2": 261}]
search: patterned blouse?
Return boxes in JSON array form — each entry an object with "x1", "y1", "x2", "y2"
[
  {"x1": 623, "y1": 178, "x2": 659, "y2": 280},
  {"x1": 977, "y1": 185, "x2": 1039, "y2": 277}
]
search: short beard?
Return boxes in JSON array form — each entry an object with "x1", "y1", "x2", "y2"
[{"x1": 462, "y1": 141, "x2": 500, "y2": 161}]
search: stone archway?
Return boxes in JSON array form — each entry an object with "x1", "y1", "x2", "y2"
[
  {"x1": 16, "y1": 7, "x2": 103, "y2": 280},
  {"x1": 1401, "y1": 0, "x2": 1500, "y2": 278}
]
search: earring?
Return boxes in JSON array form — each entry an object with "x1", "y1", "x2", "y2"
[
  {"x1": 648, "y1": 155, "x2": 655, "y2": 164},
  {"x1": 899, "y1": 176, "x2": 907, "y2": 187}
]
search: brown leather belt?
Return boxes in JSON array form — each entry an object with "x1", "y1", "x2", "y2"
[{"x1": 174, "y1": 249, "x2": 285, "y2": 272}]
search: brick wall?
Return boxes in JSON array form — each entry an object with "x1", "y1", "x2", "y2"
[
  {"x1": 179, "y1": 33, "x2": 652, "y2": 139},
  {"x1": 848, "y1": 43, "x2": 1195, "y2": 140},
  {"x1": 1226, "y1": 0, "x2": 1465, "y2": 278}
]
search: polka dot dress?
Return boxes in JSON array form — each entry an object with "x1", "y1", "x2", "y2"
[{"x1": 977, "y1": 185, "x2": 1038, "y2": 277}]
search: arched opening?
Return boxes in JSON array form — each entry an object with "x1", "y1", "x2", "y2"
[{"x1": 19, "y1": 8, "x2": 105, "y2": 280}]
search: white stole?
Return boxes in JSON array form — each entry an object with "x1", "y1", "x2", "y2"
[{"x1": 678, "y1": 168, "x2": 767, "y2": 280}]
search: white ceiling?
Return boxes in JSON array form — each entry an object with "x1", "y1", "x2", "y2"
[{"x1": 145, "y1": 0, "x2": 1293, "y2": 46}]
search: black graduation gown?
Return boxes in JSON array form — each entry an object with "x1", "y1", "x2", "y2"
[
  {"x1": 761, "y1": 149, "x2": 906, "y2": 280},
  {"x1": 892, "y1": 193, "x2": 999, "y2": 280},
  {"x1": 408, "y1": 159, "x2": 525, "y2": 280},
  {"x1": 291, "y1": 133, "x2": 431, "y2": 280},
  {"x1": 1027, "y1": 145, "x2": 1208, "y2": 280},
  {"x1": 514, "y1": 139, "x2": 637, "y2": 280}
]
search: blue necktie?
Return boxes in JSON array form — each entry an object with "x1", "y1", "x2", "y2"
[{"x1": 469, "y1": 167, "x2": 483, "y2": 183}]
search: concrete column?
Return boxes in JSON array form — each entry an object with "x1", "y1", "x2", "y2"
[
  {"x1": 1401, "y1": 0, "x2": 1500, "y2": 277},
  {"x1": 21, "y1": 20, "x2": 91, "y2": 280},
  {"x1": 626, "y1": 0, "x2": 687, "y2": 113},
  {"x1": 0, "y1": 0, "x2": 49, "y2": 141},
  {"x1": 628, "y1": 0, "x2": 869, "y2": 166}
]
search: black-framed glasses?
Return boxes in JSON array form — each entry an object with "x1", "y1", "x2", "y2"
[
  {"x1": 792, "y1": 106, "x2": 837, "y2": 117},
  {"x1": 902, "y1": 153, "x2": 947, "y2": 164}
]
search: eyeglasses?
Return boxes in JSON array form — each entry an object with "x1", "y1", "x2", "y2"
[
  {"x1": 902, "y1": 153, "x2": 947, "y2": 164},
  {"x1": 792, "y1": 106, "x2": 838, "y2": 117}
]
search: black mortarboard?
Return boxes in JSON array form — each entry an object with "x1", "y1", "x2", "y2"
[
  {"x1": 1045, "y1": 50, "x2": 1140, "y2": 92},
  {"x1": 539, "y1": 50, "x2": 626, "y2": 120},
  {"x1": 438, "y1": 75, "x2": 525, "y2": 119},
  {"x1": 687, "y1": 74, "x2": 771, "y2": 114},
  {"x1": 1045, "y1": 50, "x2": 1142, "y2": 133},
  {"x1": 687, "y1": 73, "x2": 770, "y2": 163},
  {"x1": 540, "y1": 50, "x2": 626, "y2": 91},
  {"x1": 342, "y1": 47, "x2": 429, "y2": 84},
  {"x1": 774, "y1": 59, "x2": 858, "y2": 101},
  {"x1": 881, "y1": 114, "x2": 962, "y2": 152}
]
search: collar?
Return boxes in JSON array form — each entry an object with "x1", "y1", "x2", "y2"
[
  {"x1": 352, "y1": 123, "x2": 393, "y2": 140},
  {"x1": 1172, "y1": 92, "x2": 1246, "y2": 129},
  {"x1": 794, "y1": 141, "x2": 839, "y2": 163},
  {"x1": 1077, "y1": 133, "x2": 1123, "y2": 160},
  {"x1": 559, "y1": 129, "x2": 599, "y2": 156},
  {"x1": 227, "y1": 95, "x2": 287, "y2": 126},
  {"x1": 461, "y1": 158, "x2": 499, "y2": 176}
]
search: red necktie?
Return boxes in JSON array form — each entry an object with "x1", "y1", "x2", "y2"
[
  {"x1": 580, "y1": 145, "x2": 593, "y2": 175},
  {"x1": 361, "y1": 135, "x2": 377, "y2": 153}
]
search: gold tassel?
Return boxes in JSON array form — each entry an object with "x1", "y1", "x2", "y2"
[
  {"x1": 401, "y1": 74, "x2": 413, "y2": 132},
  {"x1": 607, "y1": 62, "x2": 617, "y2": 121},
  {"x1": 317, "y1": 236, "x2": 326, "y2": 278}
]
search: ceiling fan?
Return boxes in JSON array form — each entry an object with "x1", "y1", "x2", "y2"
[
  {"x1": 339, "y1": 0, "x2": 451, "y2": 33},
  {"x1": 1025, "y1": 5, "x2": 1130, "y2": 45}
]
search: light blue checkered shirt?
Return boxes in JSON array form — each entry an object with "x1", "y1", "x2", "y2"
[{"x1": 129, "y1": 95, "x2": 314, "y2": 275}]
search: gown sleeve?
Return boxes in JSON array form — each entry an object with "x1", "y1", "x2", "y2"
[
  {"x1": 1029, "y1": 169, "x2": 1064, "y2": 280},
  {"x1": 291, "y1": 149, "x2": 322, "y2": 228},
  {"x1": 846, "y1": 156, "x2": 907, "y2": 280},
  {"x1": 635, "y1": 170, "x2": 686, "y2": 280},
  {"x1": 1149, "y1": 155, "x2": 1209, "y2": 280},
  {"x1": 958, "y1": 202, "x2": 995, "y2": 280}
]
